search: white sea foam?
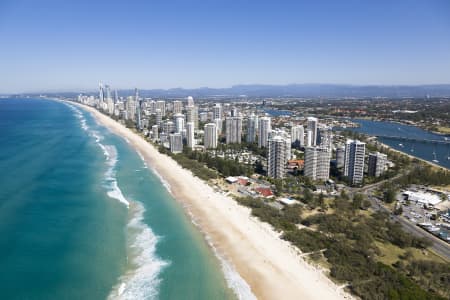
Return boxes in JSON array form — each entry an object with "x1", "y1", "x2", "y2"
[
  {"x1": 150, "y1": 168, "x2": 172, "y2": 194},
  {"x1": 108, "y1": 202, "x2": 169, "y2": 300},
  {"x1": 106, "y1": 180, "x2": 130, "y2": 207},
  {"x1": 99, "y1": 144, "x2": 130, "y2": 208},
  {"x1": 183, "y1": 206, "x2": 256, "y2": 300},
  {"x1": 136, "y1": 151, "x2": 148, "y2": 169},
  {"x1": 212, "y1": 245, "x2": 257, "y2": 300},
  {"x1": 66, "y1": 103, "x2": 89, "y2": 130}
]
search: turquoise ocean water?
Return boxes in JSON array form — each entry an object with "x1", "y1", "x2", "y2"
[{"x1": 0, "y1": 99, "x2": 245, "y2": 300}]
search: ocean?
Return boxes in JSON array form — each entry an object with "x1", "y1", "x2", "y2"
[{"x1": 0, "y1": 98, "x2": 243, "y2": 300}]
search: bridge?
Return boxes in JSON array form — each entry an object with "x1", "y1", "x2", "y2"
[{"x1": 374, "y1": 135, "x2": 450, "y2": 145}]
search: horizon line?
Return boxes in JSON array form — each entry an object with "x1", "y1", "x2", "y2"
[{"x1": 3, "y1": 82, "x2": 450, "y2": 95}]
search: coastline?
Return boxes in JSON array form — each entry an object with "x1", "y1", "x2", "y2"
[{"x1": 71, "y1": 102, "x2": 350, "y2": 300}]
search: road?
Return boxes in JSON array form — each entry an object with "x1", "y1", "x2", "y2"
[
  {"x1": 364, "y1": 188, "x2": 450, "y2": 261},
  {"x1": 395, "y1": 215, "x2": 450, "y2": 261}
]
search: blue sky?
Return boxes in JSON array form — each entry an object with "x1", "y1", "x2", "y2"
[{"x1": 1, "y1": 0, "x2": 450, "y2": 93}]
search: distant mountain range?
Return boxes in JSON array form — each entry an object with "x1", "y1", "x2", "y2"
[{"x1": 8, "y1": 84, "x2": 450, "y2": 98}]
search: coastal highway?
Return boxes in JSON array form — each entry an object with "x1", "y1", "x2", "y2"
[
  {"x1": 396, "y1": 215, "x2": 450, "y2": 261},
  {"x1": 365, "y1": 190, "x2": 450, "y2": 261}
]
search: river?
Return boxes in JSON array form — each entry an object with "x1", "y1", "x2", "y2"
[{"x1": 343, "y1": 119, "x2": 450, "y2": 169}]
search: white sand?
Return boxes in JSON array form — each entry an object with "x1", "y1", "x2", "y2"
[{"x1": 76, "y1": 103, "x2": 351, "y2": 300}]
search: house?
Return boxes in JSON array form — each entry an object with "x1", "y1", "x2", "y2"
[{"x1": 255, "y1": 187, "x2": 274, "y2": 198}]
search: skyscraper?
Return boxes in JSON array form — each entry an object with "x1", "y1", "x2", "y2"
[
  {"x1": 186, "y1": 105, "x2": 199, "y2": 129},
  {"x1": 169, "y1": 133, "x2": 183, "y2": 153},
  {"x1": 187, "y1": 96, "x2": 194, "y2": 107},
  {"x1": 304, "y1": 146, "x2": 330, "y2": 181},
  {"x1": 98, "y1": 83, "x2": 104, "y2": 109},
  {"x1": 225, "y1": 117, "x2": 242, "y2": 144},
  {"x1": 318, "y1": 127, "x2": 333, "y2": 155},
  {"x1": 114, "y1": 90, "x2": 119, "y2": 103},
  {"x1": 152, "y1": 125, "x2": 159, "y2": 141},
  {"x1": 336, "y1": 145, "x2": 345, "y2": 169},
  {"x1": 213, "y1": 103, "x2": 222, "y2": 120},
  {"x1": 344, "y1": 139, "x2": 366, "y2": 185},
  {"x1": 173, "y1": 113, "x2": 185, "y2": 133},
  {"x1": 135, "y1": 88, "x2": 142, "y2": 129},
  {"x1": 231, "y1": 107, "x2": 239, "y2": 117},
  {"x1": 155, "y1": 108, "x2": 163, "y2": 127},
  {"x1": 186, "y1": 122, "x2": 195, "y2": 148},
  {"x1": 105, "y1": 85, "x2": 114, "y2": 115},
  {"x1": 204, "y1": 123, "x2": 218, "y2": 149},
  {"x1": 307, "y1": 117, "x2": 318, "y2": 146},
  {"x1": 156, "y1": 100, "x2": 166, "y2": 117},
  {"x1": 306, "y1": 129, "x2": 313, "y2": 147},
  {"x1": 268, "y1": 135, "x2": 290, "y2": 179},
  {"x1": 246, "y1": 115, "x2": 258, "y2": 143},
  {"x1": 258, "y1": 117, "x2": 271, "y2": 148},
  {"x1": 368, "y1": 152, "x2": 387, "y2": 177},
  {"x1": 291, "y1": 125, "x2": 304, "y2": 147},
  {"x1": 214, "y1": 118, "x2": 223, "y2": 135},
  {"x1": 126, "y1": 95, "x2": 136, "y2": 121},
  {"x1": 163, "y1": 121, "x2": 175, "y2": 134},
  {"x1": 173, "y1": 100, "x2": 183, "y2": 114}
]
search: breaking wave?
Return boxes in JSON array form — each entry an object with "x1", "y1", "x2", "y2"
[{"x1": 108, "y1": 202, "x2": 169, "y2": 300}]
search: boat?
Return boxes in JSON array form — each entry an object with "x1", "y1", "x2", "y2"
[
  {"x1": 427, "y1": 225, "x2": 440, "y2": 233},
  {"x1": 398, "y1": 143, "x2": 404, "y2": 147},
  {"x1": 432, "y1": 147, "x2": 439, "y2": 163}
]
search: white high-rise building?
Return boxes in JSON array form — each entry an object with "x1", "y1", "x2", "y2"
[
  {"x1": 126, "y1": 96, "x2": 136, "y2": 121},
  {"x1": 186, "y1": 105, "x2": 198, "y2": 129},
  {"x1": 173, "y1": 100, "x2": 183, "y2": 114},
  {"x1": 155, "y1": 109, "x2": 163, "y2": 126},
  {"x1": 306, "y1": 129, "x2": 313, "y2": 147},
  {"x1": 169, "y1": 133, "x2": 183, "y2": 153},
  {"x1": 304, "y1": 146, "x2": 330, "y2": 181},
  {"x1": 318, "y1": 127, "x2": 333, "y2": 155},
  {"x1": 231, "y1": 107, "x2": 239, "y2": 117},
  {"x1": 204, "y1": 123, "x2": 218, "y2": 149},
  {"x1": 135, "y1": 88, "x2": 142, "y2": 129},
  {"x1": 213, "y1": 103, "x2": 222, "y2": 120},
  {"x1": 268, "y1": 135, "x2": 291, "y2": 178},
  {"x1": 156, "y1": 100, "x2": 166, "y2": 117},
  {"x1": 163, "y1": 121, "x2": 175, "y2": 134},
  {"x1": 186, "y1": 122, "x2": 195, "y2": 148},
  {"x1": 152, "y1": 125, "x2": 159, "y2": 141},
  {"x1": 258, "y1": 117, "x2": 271, "y2": 148},
  {"x1": 214, "y1": 118, "x2": 223, "y2": 135},
  {"x1": 187, "y1": 96, "x2": 194, "y2": 107},
  {"x1": 368, "y1": 152, "x2": 387, "y2": 177},
  {"x1": 307, "y1": 117, "x2": 318, "y2": 146},
  {"x1": 246, "y1": 115, "x2": 258, "y2": 143},
  {"x1": 173, "y1": 113, "x2": 185, "y2": 133},
  {"x1": 344, "y1": 139, "x2": 366, "y2": 185},
  {"x1": 225, "y1": 117, "x2": 242, "y2": 144},
  {"x1": 148, "y1": 100, "x2": 156, "y2": 114},
  {"x1": 199, "y1": 112, "x2": 208, "y2": 122},
  {"x1": 98, "y1": 83, "x2": 105, "y2": 108},
  {"x1": 291, "y1": 125, "x2": 304, "y2": 147}
]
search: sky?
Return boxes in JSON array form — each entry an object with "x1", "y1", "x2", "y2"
[{"x1": 0, "y1": 0, "x2": 450, "y2": 93}]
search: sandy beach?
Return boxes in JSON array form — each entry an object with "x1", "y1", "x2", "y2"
[{"x1": 74, "y1": 102, "x2": 350, "y2": 300}]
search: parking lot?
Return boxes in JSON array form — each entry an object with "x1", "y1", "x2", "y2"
[{"x1": 398, "y1": 193, "x2": 450, "y2": 243}]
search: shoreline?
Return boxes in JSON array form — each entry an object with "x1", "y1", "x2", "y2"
[
  {"x1": 377, "y1": 140, "x2": 447, "y2": 170},
  {"x1": 337, "y1": 117, "x2": 449, "y2": 170},
  {"x1": 71, "y1": 101, "x2": 350, "y2": 300}
]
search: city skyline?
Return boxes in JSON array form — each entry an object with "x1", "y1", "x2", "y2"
[{"x1": 1, "y1": 0, "x2": 450, "y2": 93}]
